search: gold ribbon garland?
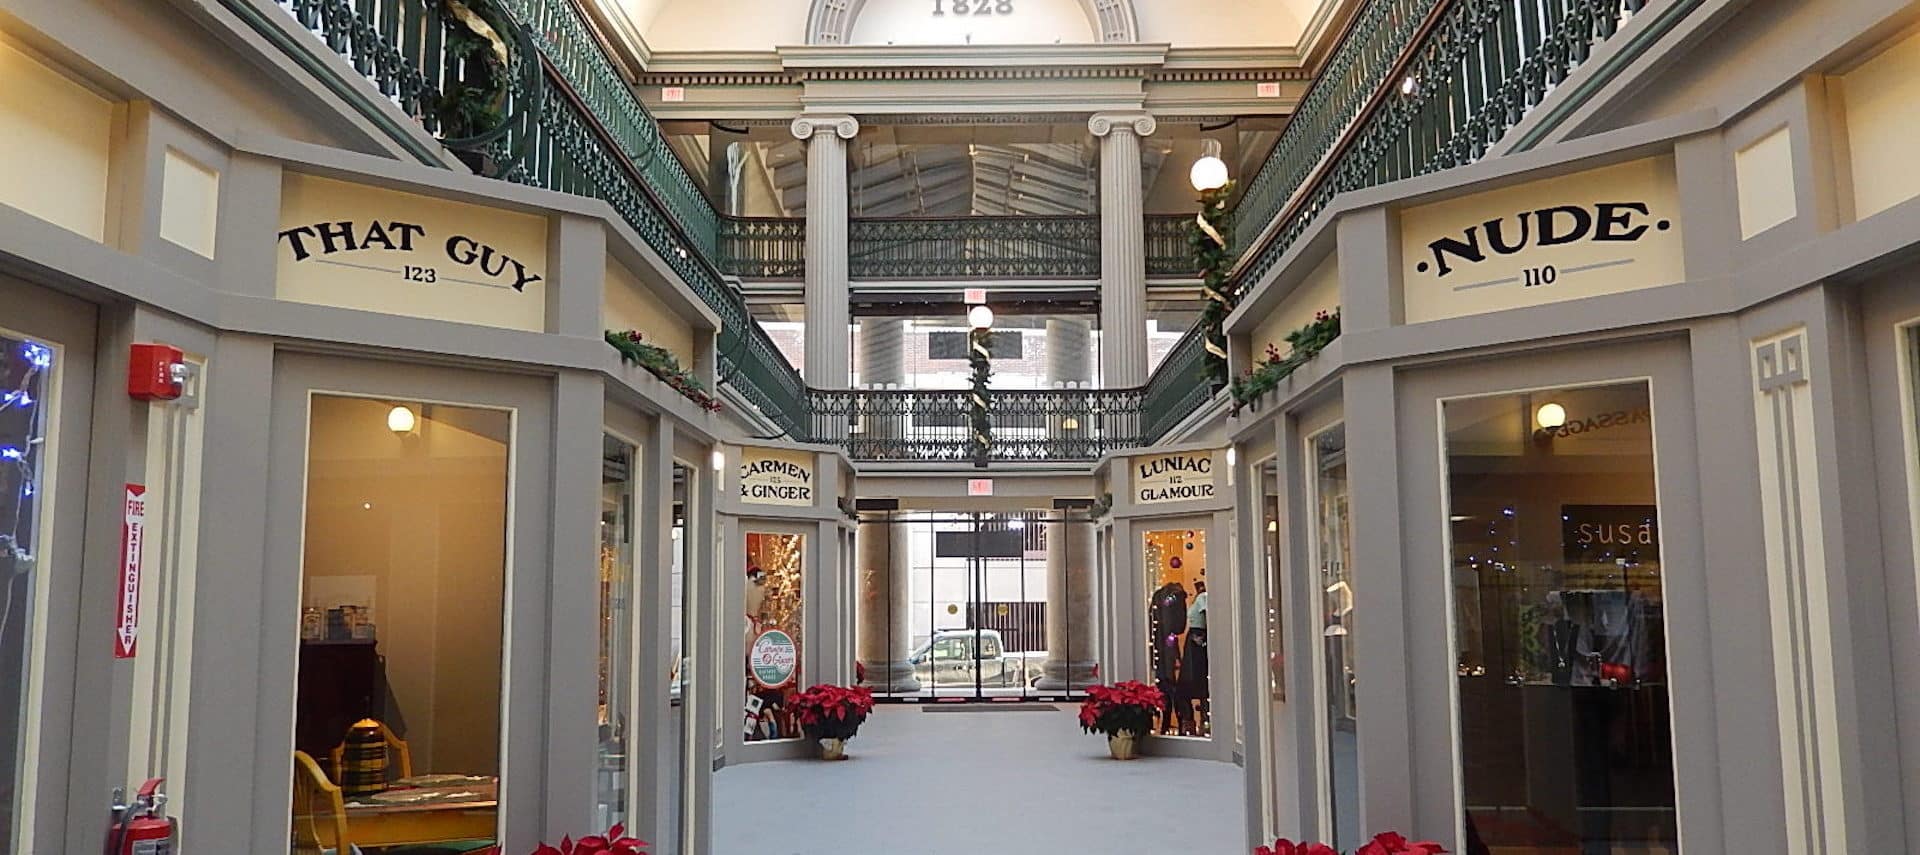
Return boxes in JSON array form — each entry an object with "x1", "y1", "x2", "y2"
[{"x1": 444, "y1": 0, "x2": 510, "y2": 68}]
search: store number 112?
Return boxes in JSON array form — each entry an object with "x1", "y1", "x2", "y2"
[{"x1": 934, "y1": 0, "x2": 1014, "y2": 15}]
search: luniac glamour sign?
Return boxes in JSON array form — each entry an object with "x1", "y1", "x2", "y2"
[
  {"x1": 1399, "y1": 156, "x2": 1685, "y2": 324},
  {"x1": 739, "y1": 447, "x2": 815, "y2": 507},
  {"x1": 1133, "y1": 450, "x2": 1216, "y2": 504}
]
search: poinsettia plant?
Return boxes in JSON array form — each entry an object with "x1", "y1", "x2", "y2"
[
  {"x1": 1256, "y1": 832, "x2": 1446, "y2": 855},
  {"x1": 532, "y1": 823, "x2": 649, "y2": 855},
  {"x1": 605, "y1": 330, "x2": 724, "y2": 413},
  {"x1": 1077, "y1": 680, "x2": 1165, "y2": 738},
  {"x1": 790, "y1": 683, "x2": 876, "y2": 741}
]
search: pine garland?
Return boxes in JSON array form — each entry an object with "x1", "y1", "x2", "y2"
[
  {"x1": 605, "y1": 330, "x2": 724, "y2": 412},
  {"x1": 1191, "y1": 180, "x2": 1237, "y2": 387},
  {"x1": 968, "y1": 326, "x2": 993, "y2": 467},
  {"x1": 1229, "y1": 309, "x2": 1341, "y2": 411}
]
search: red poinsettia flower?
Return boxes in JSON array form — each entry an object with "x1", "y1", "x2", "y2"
[{"x1": 532, "y1": 824, "x2": 649, "y2": 855}]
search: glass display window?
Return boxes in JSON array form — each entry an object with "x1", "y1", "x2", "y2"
[
  {"x1": 292, "y1": 395, "x2": 510, "y2": 854},
  {"x1": 596, "y1": 436, "x2": 635, "y2": 830},
  {"x1": 1260, "y1": 459, "x2": 1283, "y2": 700},
  {"x1": 744, "y1": 531, "x2": 805, "y2": 743},
  {"x1": 1307, "y1": 426, "x2": 1358, "y2": 851},
  {"x1": 1144, "y1": 526, "x2": 1210, "y2": 738},
  {"x1": 1441, "y1": 382, "x2": 1676, "y2": 853},
  {"x1": 0, "y1": 332, "x2": 56, "y2": 855}
]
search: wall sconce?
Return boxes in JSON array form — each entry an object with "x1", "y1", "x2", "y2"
[
  {"x1": 711, "y1": 448, "x2": 726, "y2": 471},
  {"x1": 1535, "y1": 402, "x2": 1567, "y2": 430},
  {"x1": 387, "y1": 405, "x2": 418, "y2": 434}
]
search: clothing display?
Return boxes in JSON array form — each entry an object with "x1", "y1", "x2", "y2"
[{"x1": 1148, "y1": 582, "x2": 1188, "y2": 733}]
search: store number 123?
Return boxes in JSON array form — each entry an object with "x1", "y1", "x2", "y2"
[{"x1": 934, "y1": 0, "x2": 1014, "y2": 15}]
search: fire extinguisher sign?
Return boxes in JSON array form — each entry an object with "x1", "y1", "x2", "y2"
[{"x1": 114, "y1": 484, "x2": 147, "y2": 659}]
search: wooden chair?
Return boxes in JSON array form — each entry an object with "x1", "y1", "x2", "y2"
[
  {"x1": 291, "y1": 750, "x2": 352, "y2": 855},
  {"x1": 328, "y1": 719, "x2": 414, "y2": 782}
]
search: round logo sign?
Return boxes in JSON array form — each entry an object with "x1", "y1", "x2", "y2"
[{"x1": 749, "y1": 629, "x2": 799, "y2": 690}]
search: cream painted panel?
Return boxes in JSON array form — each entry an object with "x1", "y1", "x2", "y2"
[
  {"x1": 0, "y1": 39, "x2": 113, "y2": 241},
  {"x1": 1399, "y1": 156, "x2": 1685, "y2": 324},
  {"x1": 277, "y1": 173, "x2": 548, "y2": 332},
  {"x1": 1251, "y1": 255, "x2": 1339, "y2": 360},
  {"x1": 160, "y1": 148, "x2": 220, "y2": 258},
  {"x1": 1734, "y1": 127, "x2": 1796, "y2": 239},
  {"x1": 850, "y1": 0, "x2": 1094, "y2": 45},
  {"x1": 1841, "y1": 29, "x2": 1920, "y2": 220},
  {"x1": 645, "y1": 0, "x2": 809, "y2": 51},
  {"x1": 1134, "y1": 0, "x2": 1306, "y2": 48},
  {"x1": 604, "y1": 261, "x2": 696, "y2": 361}
]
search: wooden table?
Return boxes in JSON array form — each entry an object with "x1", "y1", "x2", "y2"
[{"x1": 342, "y1": 781, "x2": 498, "y2": 848}]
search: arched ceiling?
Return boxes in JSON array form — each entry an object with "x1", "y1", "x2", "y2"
[{"x1": 622, "y1": 0, "x2": 1329, "y2": 53}]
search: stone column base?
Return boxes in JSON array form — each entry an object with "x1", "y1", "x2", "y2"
[
  {"x1": 857, "y1": 659, "x2": 922, "y2": 693},
  {"x1": 1035, "y1": 660, "x2": 1100, "y2": 691}
]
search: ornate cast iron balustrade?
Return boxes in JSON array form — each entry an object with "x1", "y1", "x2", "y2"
[
  {"x1": 848, "y1": 216, "x2": 1100, "y2": 280},
  {"x1": 1146, "y1": 213, "x2": 1202, "y2": 277},
  {"x1": 808, "y1": 387, "x2": 1145, "y2": 463},
  {"x1": 255, "y1": 0, "x2": 810, "y2": 437},
  {"x1": 1140, "y1": 325, "x2": 1219, "y2": 444},
  {"x1": 719, "y1": 217, "x2": 807, "y2": 279}
]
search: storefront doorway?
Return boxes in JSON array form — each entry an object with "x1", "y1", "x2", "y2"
[{"x1": 867, "y1": 511, "x2": 1097, "y2": 702}]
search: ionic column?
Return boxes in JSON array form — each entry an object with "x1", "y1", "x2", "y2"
[
  {"x1": 855, "y1": 518, "x2": 920, "y2": 692},
  {"x1": 1038, "y1": 515, "x2": 1098, "y2": 690},
  {"x1": 1089, "y1": 111, "x2": 1156, "y2": 387},
  {"x1": 791, "y1": 114, "x2": 860, "y2": 387}
]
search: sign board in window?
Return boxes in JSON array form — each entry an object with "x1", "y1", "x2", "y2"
[
  {"x1": 1132, "y1": 450, "x2": 1218, "y2": 504},
  {"x1": 739, "y1": 447, "x2": 816, "y2": 507},
  {"x1": 1399, "y1": 156, "x2": 1684, "y2": 324}
]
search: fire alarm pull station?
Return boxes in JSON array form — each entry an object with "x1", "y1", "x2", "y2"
[{"x1": 128, "y1": 344, "x2": 187, "y2": 402}]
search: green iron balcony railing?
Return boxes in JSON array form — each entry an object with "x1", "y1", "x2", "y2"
[
  {"x1": 1143, "y1": 0, "x2": 1674, "y2": 428},
  {"x1": 807, "y1": 387, "x2": 1144, "y2": 463},
  {"x1": 256, "y1": 0, "x2": 810, "y2": 437},
  {"x1": 718, "y1": 217, "x2": 808, "y2": 279},
  {"x1": 848, "y1": 216, "x2": 1100, "y2": 280},
  {"x1": 1140, "y1": 324, "x2": 1218, "y2": 443},
  {"x1": 1146, "y1": 213, "x2": 1208, "y2": 277}
]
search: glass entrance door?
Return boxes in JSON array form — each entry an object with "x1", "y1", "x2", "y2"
[{"x1": 873, "y1": 511, "x2": 1091, "y2": 701}]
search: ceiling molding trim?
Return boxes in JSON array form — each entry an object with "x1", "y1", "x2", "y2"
[{"x1": 807, "y1": 0, "x2": 1138, "y2": 45}]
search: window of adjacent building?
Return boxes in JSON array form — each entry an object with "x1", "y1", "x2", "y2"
[
  {"x1": 0, "y1": 333, "x2": 57, "y2": 855},
  {"x1": 1441, "y1": 382, "x2": 1676, "y2": 854},
  {"x1": 292, "y1": 396, "x2": 509, "y2": 854},
  {"x1": 745, "y1": 532, "x2": 804, "y2": 742},
  {"x1": 597, "y1": 436, "x2": 635, "y2": 829},
  {"x1": 1308, "y1": 425, "x2": 1357, "y2": 851},
  {"x1": 1145, "y1": 527, "x2": 1210, "y2": 738}
]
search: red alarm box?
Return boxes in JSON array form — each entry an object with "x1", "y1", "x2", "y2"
[{"x1": 128, "y1": 344, "x2": 186, "y2": 401}]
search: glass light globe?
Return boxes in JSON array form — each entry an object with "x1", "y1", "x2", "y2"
[
  {"x1": 968, "y1": 305, "x2": 995, "y2": 329},
  {"x1": 387, "y1": 405, "x2": 417, "y2": 434},
  {"x1": 1189, "y1": 155, "x2": 1230, "y2": 192},
  {"x1": 1536, "y1": 402, "x2": 1568, "y2": 429}
]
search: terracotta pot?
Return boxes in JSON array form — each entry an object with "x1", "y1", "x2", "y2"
[
  {"x1": 1107, "y1": 730, "x2": 1139, "y2": 760},
  {"x1": 819, "y1": 738, "x2": 847, "y2": 761}
]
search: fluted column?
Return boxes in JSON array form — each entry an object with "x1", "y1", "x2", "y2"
[
  {"x1": 856, "y1": 518, "x2": 920, "y2": 692},
  {"x1": 791, "y1": 114, "x2": 860, "y2": 387},
  {"x1": 1038, "y1": 514, "x2": 1098, "y2": 690},
  {"x1": 1089, "y1": 111, "x2": 1155, "y2": 387}
]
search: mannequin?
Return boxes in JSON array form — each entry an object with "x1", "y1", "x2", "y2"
[
  {"x1": 1148, "y1": 582, "x2": 1188, "y2": 734},
  {"x1": 1179, "y1": 579, "x2": 1209, "y2": 735}
]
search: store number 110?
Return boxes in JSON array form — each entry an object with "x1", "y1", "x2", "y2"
[{"x1": 933, "y1": 0, "x2": 1014, "y2": 15}]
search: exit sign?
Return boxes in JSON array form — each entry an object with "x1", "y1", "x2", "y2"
[
  {"x1": 964, "y1": 288, "x2": 988, "y2": 305},
  {"x1": 1257, "y1": 82, "x2": 1281, "y2": 98},
  {"x1": 967, "y1": 479, "x2": 993, "y2": 496},
  {"x1": 661, "y1": 86, "x2": 686, "y2": 102}
]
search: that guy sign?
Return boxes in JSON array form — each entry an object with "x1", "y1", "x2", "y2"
[{"x1": 1132, "y1": 450, "x2": 1217, "y2": 504}]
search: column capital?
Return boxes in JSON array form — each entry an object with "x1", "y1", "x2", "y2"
[
  {"x1": 790, "y1": 114, "x2": 861, "y2": 141},
  {"x1": 1087, "y1": 111, "x2": 1157, "y2": 138}
]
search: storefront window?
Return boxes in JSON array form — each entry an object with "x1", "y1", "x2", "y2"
[
  {"x1": 0, "y1": 334, "x2": 55, "y2": 855},
  {"x1": 1443, "y1": 382, "x2": 1675, "y2": 853},
  {"x1": 292, "y1": 396, "x2": 508, "y2": 854},
  {"x1": 596, "y1": 437, "x2": 635, "y2": 829},
  {"x1": 1145, "y1": 527, "x2": 1210, "y2": 738},
  {"x1": 1261, "y1": 460, "x2": 1283, "y2": 699},
  {"x1": 1309, "y1": 426, "x2": 1357, "y2": 850},
  {"x1": 744, "y1": 532, "x2": 804, "y2": 742}
]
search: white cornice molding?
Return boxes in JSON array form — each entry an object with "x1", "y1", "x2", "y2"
[
  {"x1": 577, "y1": 0, "x2": 654, "y2": 74},
  {"x1": 777, "y1": 42, "x2": 1170, "y2": 70}
]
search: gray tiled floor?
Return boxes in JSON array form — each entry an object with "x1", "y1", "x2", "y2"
[{"x1": 713, "y1": 705, "x2": 1245, "y2": 855}]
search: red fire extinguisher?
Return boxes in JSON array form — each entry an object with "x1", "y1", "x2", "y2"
[{"x1": 105, "y1": 778, "x2": 177, "y2": 855}]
